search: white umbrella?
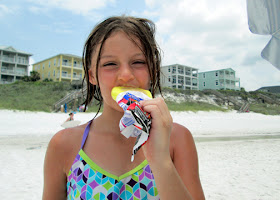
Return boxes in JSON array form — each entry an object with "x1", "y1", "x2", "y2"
[{"x1": 247, "y1": 0, "x2": 280, "y2": 70}]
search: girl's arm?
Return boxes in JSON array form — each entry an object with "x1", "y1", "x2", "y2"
[
  {"x1": 42, "y1": 131, "x2": 68, "y2": 200},
  {"x1": 140, "y1": 98, "x2": 205, "y2": 200}
]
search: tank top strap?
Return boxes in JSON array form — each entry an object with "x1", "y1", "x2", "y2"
[{"x1": 80, "y1": 120, "x2": 93, "y2": 149}]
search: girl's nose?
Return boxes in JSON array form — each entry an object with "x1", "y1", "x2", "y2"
[{"x1": 117, "y1": 64, "x2": 134, "y2": 84}]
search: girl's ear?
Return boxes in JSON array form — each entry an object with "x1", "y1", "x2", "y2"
[{"x1": 88, "y1": 68, "x2": 97, "y2": 85}]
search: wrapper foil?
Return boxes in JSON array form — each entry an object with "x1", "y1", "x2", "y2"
[{"x1": 113, "y1": 88, "x2": 152, "y2": 162}]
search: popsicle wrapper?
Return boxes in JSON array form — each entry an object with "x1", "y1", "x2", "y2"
[{"x1": 111, "y1": 87, "x2": 152, "y2": 162}]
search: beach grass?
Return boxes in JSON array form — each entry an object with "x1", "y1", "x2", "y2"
[
  {"x1": 1, "y1": 81, "x2": 279, "y2": 114},
  {"x1": 0, "y1": 81, "x2": 72, "y2": 112},
  {"x1": 249, "y1": 103, "x2": 280, "y2": 115},
  {"x1": 165, "y1": 101, "x2": 227, "y2": 112}
]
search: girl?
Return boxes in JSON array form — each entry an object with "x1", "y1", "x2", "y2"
[{"x1": 43, "y1": 16, "x2": 205, "y2": 200}]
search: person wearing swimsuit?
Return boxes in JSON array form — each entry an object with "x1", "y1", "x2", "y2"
[{"x1": 43, "y1": 16, "x2": 205, "y2": 200}]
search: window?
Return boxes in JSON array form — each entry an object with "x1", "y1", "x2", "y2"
[
  {"x1": 172, "y1": 66, "x2": 176, "y2": 73},
  {"x1": 54, "y1": 59, "x2": 56, "y2": 66},
  {"x1": 49, "y1": 61, "x2": 51, "y2": 68},
  {"x1": 63, "y1": 59, "x2": 68, "y2": 66},
  {"x1": 43, "y1": 64, "x2": 45, "y2": 69},
  {"x1": 168, "y1": 67, "x2": 170, "y2": 72},
  {"x1": 172, "y1": 77, "x2": 176, "y2": 84},
  {"x1": 178, "y1": 67, "x2": 183, "y2": 74},
  {"x1": 178, "y1": 76, "x2": 183, "y2": 84},
  {"x1": 203, "y1": 73, "x2": 205, "y2": 78},
  {"x1": 62, "y1": 71, "x2": 67, "y2": 77},
  {"x1": 168, "y1": 77, "x2": 171, "y2": 82},
  {"x1": 216, "y1": 80, "x2": 219, "y2": 85},
  {"x1": 203, "y1": 82, "x2": 206, "y2": 87},
  {"x1": 18, "y1": 56, "x2": 26, "y2": 64},
  {"x1": 53, "y1": 70, "x2": 55, "y2": 76},
  {"x1": 215, "y1": 72, "x2": 218, "y2": 76}
]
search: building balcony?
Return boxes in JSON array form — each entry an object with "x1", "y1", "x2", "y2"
[
  {"x1": 17, "y1": 59, "x2": 29, "y2": 65},
  {"x1": 60, "y1": 74, "x2": 71, "y2": 79},
  {"x1": 192, "y1": 83, "x2": 198, "y2": 86},
  {"x1": 58, "y1": 63, "x2": 83, "y2": 70},
  {"x1": 61, "y1": 62, "x2": 72, "y2": 68},
  {"x1": 0, "y1": 56, "x2": 29, "y2": 65},
  {"x1": 220, "y1": 83, "x2": 240, "y2": 90},
  {"x1": 73, "y1": 75, "x2": 82, "y2": 80},
  {"x1": 57, "y1": 74, "x2": 82, "y2": 80},
  {"x1": 1, "y1": 68, "x2": 15, "y2": 74},
  {"x1": 1, "y1": 69, "x2": 27, "y2": 76},
  {"x1": 1, "y1": 56, "x2": 15, "y2": 63},
  {"x1": 219, "y1": 75, "x2": 239, "y2": 81},
  {"x1": 0, "y1": 80, "x2": 15, "y2": 84},
  {"x1": 73, "y1": 64, "x2": 83, "y2": 69},
  {"x1": 15, "y1": 70, "x2": 28, "y2": 76}
]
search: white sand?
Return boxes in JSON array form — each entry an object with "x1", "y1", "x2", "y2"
[{"x1": 0, "y1": 110, "x2": 280, "y2": 199}]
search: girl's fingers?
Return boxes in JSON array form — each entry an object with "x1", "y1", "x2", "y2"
[{"x1": 140, "y1": 97, "x2": 173, "y2": 128}]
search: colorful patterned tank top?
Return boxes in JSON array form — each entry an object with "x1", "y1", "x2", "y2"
[{"x1": 67, "y1": 120, "x2": 160, "y2": 200}]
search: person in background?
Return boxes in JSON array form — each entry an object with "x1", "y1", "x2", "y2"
[
  {"x1": 65, "y1": 112, "x2": 74, "y2": 122},
  {"x1": 64, "y1": 103, "x2": 67, "y2": 113}
]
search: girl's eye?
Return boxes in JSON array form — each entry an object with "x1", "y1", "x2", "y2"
[
  {"x1": 132, "y1": 61, "x2": 146, "y2": 65},
  {"x1": 103, "y1": 62, "x2": 117, "y2": 67}
]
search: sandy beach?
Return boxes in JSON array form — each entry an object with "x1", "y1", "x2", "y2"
[{"x1": 0, "y1": 110, "x2": 280, "y2": 199}]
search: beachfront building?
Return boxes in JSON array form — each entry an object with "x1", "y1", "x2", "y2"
[
  {"x1": 33, "y1": 54, "x2": 84, "y2": 82},
  {"x1": 160, "y1": 64, "x2": 199, "y2": 90},
  {"x1": 256, "y1": 86, "x2": 280, "y2": 94},
  {"x1": 198, "y1": 68, "x2": 240, "y2": 91},
  {"x1": 0, "y1": 46, "x2": 32, "y2": 84}
]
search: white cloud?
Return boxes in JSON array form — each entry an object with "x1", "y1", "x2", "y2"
[
  {"x1": 141, "y1": 0, "x2": 280, "y2": 91},
  {"x1": 27, "y1": 0, "x2": 115, "y2": 16},
  {"x1": 0, "y1": 4, "x2": 15, "y2": 18}
]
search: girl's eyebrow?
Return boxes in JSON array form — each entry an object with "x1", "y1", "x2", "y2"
[
  {"x1": 100, "y1": 55, "x2": 114, "y2": 60},
  {"x1": 100, "y1": 53, "x2": 145, "y2": 60}
]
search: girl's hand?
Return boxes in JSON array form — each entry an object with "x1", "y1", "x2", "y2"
[{"x1": 140, "y1": 97, "x2": 173, "y2": 164}]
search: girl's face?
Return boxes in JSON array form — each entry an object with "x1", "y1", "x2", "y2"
[{"x1": 89, "y1": 31, "x2": 151, "y2": 112}]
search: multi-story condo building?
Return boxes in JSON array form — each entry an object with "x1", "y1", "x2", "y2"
[
  {"x1": 33, "y1": 54, "x2": 84, "y2": 82},
  {"x1": 0, "y1": 46, "x2": 32, "y2": 84},
  {"x1": 160, "y1": 64, "x2": 199, "y2": 90},
  {"x1": 198, "y1": 68, "x2": 240, "y2": 91}
]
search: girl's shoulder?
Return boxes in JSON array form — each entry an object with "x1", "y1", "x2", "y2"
[
  {"x1": 170, "y1": 123, "x2": 196, "y2": 158},
  {"x1": 50, "y1": 123, "x2": 87, "y2": 150},
  {"x1": 46, "y1": 123, "x2": 88, "y2": 173},
  {"x1": 170, "y1": 122, "x2": 193, "y2": 143}
]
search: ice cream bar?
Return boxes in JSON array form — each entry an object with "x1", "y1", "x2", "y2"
[{"x1": 111, "y1": 87, "x2": 152, "y2": 162}]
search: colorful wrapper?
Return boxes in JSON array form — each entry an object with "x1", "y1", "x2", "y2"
[{"x1": 111, "y1": 87, "x2": 152, "y2": 162}]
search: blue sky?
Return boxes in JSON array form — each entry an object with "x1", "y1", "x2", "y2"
[{"x1": 1, "y1": 0, "x2": 279, "y2": 91}]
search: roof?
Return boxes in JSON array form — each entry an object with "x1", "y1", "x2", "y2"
[
  {"x1": 0, "y1": 45, "x2": 32, "y2": 56},
  {"x1": 33, "y1": 53, "x2": 82, "y2": 65},
  {"x1": 198, "y1": 68, "x2": 235, "y2": 74},
  {"x1": 256, "y1": 86, "x2": 280, "y2": 93},
  {"x1": 161, "y1": 63, "x2": 198, "y2": 70}
]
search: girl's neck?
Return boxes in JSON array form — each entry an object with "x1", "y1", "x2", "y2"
[{"x1": 93, "y1": 105, "x2": 124, "y2": 135}]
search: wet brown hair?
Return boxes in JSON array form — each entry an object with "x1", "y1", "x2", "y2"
[{"x1": 82, "y1": 16, "x2": 162, "y2": 114}]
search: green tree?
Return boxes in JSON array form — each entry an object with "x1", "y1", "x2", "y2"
[{"x1": 30, "y1": 71, "x2": 41, "y2": 82}]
